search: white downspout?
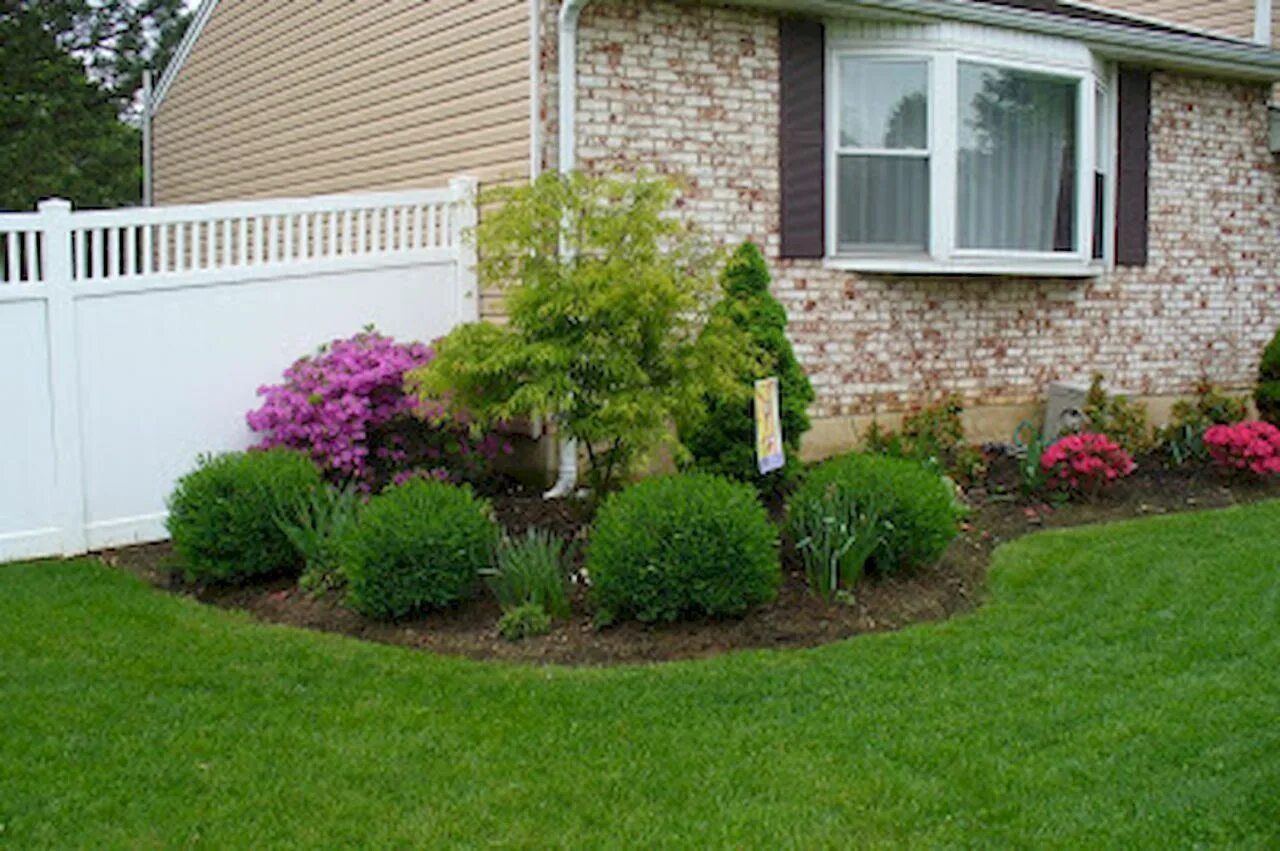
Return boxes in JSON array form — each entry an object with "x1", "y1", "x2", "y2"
[
  {"x1": 1256, "y1": 0, "x2": 1273, "y2": 46},
  {"x1": 544, "y1": 0, "x2": 590, "y2": 499},
  {"x1": 141, "y1": 69, "x2": 154, "y2": 206}
]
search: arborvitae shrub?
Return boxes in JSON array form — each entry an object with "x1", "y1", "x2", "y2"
[
  {"x1": 587, "y1": 473, "x2": 780, "y2": 624},
  {"x1": 166, "y1": 449, "x2": 323, "y2": 582},
  {"x1": 680, "y1": 242, "x2": 815, "y2": 493},
  {"x1": 1257, "y1": 328, "x2": 1280, "y2": 427},
  {"x1": 341, "y1": 479, "x2": 498, "y2": 620}
]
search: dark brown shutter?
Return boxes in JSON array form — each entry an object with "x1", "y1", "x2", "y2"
[
  {"x1": 779, "y1": 18, "x2": 825, "y2": 259},
  {"x1": 1115, "y1": 67, "x2": 1151, "y2": 267}
]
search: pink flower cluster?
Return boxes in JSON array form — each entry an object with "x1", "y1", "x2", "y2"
[
  {"x1": 1203, "y1": 421, "x2": 1280, "y2": 476},
  {"x1": 247, "y1": 331, "x2": 434, "y2": 481},
  {"x1": 1041, "y1": 433, "x2": 1136, "y2": 494}
]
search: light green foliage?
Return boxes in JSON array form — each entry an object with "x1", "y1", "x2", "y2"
[
  {"x1": 587, "y1": 474, "x2": 780, "y2": 624},
  {"x1": 408, "y1": 172, "x2": 752, "y2": 494},
  {"x1": 5, "y1": 503, "x2": 1280, "y2": 846},
  {"x1": 1084, "y1": 372, "x2": 1153, "y2": 454},
  {"x1": 789, "y1": 486, "x2": 887, "y2": 599},
  {"x1": 1156, "y1": 381, "x2": 1250, "y2": 465},
  {"x1": 165, "y1": 449, "x2": 323, "y2": 582},
  {"x1": 340, "y1": 479, "x2": 498, "y2": 620},
  {"x1": 275, "y1": 483, "x2": 362, "y2": 594},
  {"x1": 791, "y1": 453, "x2": 963, "y2": 576},
  {"x1": 496, "y1": 603, "x2": 552, "y2": 642},
  {"x1": 1256, "y1": 328, "x2": 1280, "y2": 426},
  {"x1": 486, "y1": 528, "x2": 573, "y2": 622},
  {"x1": 678, "y1": 242, "x2": 815, "y2": 493}
]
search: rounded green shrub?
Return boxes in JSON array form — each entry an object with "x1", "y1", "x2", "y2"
[
  {"x1": 788, "y1": 453, "x2": 963, "y2": 577},
  {"x1": 341, "y1": 479, "x2": 498, "y2": 620},
  {"x1": 586, "y1": 473, "x2": 780, "y2": 624},
  {"x1": 166, "y1": 448, "x2": 323, "y2": 582},
  {"x1": 1257, "y1": 327, "x2": 1280, "y2": 427}
]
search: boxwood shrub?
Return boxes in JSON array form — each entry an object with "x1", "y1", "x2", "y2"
[
  {"x1": 586, "y1": 473, "x2": 780, "y2": 624},
  {"x1": 166, "y1": 448, "x2": 323, "y2": 582},
  {"x1": 341, "y1": 479, "x2": 498, "y2": 620},
  {"x1": 788, "y1": 453, "x2": 962, "y2": 577}
]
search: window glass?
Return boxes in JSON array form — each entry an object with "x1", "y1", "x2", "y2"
[
  {"x1": 837, "y1": 58, "x2": 930, "y2": 251},
  {"x1": 838, "y1": 59, "x2": 928, "y2": 149},
  {"x1": 837, "y1": 156, "x2": 930, "y2": 252},
  {"x1": 956, "y1": 62, "x2": 1079, "y2": 252}
]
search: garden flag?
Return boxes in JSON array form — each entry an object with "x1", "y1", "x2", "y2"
[{"x1": 755, "y1": 377, "x2": 785, "y2": 474}]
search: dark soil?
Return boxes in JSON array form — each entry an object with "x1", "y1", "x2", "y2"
[{"x1": 101, "y1": 455, "x2": 1280, "y2": 667}]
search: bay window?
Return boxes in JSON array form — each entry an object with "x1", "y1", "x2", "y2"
[{"x1": 827, "y1": 27, "x2": 1113, "y2": 276}]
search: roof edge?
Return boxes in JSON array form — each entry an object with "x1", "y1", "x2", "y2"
[
  {"x1": 151, "y1": 0, "x2": 220, "y2": 110},
  {"x1": 733, "y1": 0, "x2": 1280, "y2": 80}
]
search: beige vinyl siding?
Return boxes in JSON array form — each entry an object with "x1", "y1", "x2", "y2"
[
  {"x1": 152, "y1": 0, "x2": 532, "y2": 205},
  {"x1": 1081, "y1": 1, "x2": 1259, "y2": 41}
]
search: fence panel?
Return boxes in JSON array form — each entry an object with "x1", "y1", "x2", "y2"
[{"x1": 0, "y1": 179, "x2": 478, "y2": 562}]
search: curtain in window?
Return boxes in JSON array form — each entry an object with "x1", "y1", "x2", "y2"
[{"x1": 957, "y1": 63, "x2": 1078, "y2": 253}]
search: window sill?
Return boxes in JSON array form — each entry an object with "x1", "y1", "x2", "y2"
[{"x1": 823, "y1": 256, "x2": 1105, "y2": 278}]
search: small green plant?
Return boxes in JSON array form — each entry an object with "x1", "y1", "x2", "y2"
[
  {"x1": 863, "y1": 396, "x2": 987, "y2": 486},
  {"x1": 1156, "y1": 381, "x2": 1249, "y2": 466},
  {"x1": 789, "y1": 486, "x2": 887, "y2": 600},
  {"x1": 166, "y1": 449, "x2": 323, "y2": 582},
  {"x1": 1083, "y1": 373, "x2": 1152, "y2": 455},
  {"x1": 587, "y1": 474, "x2": 780, "y2": 624},
  {"x1": 485, "y1": 529, "x2": 573, "y2": 622},
  {"x1": 497, "y1": 603, "x2": 553, "y2": 641},
  {"x1": 1257, "y1": 327, "x2": 1280, "y2": 427},
  {"x1": 340, "y1": 479, "x2": 498, "y2": 620},
  {"x1": 790, "y1": 453, "x2": 963, "y2": 577},
  {"x1": 275, "y1": 482, "x2": 361, "y2": 593},
  {"x1": 678, "y1": 242, "x2": 815, "y2": 494},
  {"x1": 1013, "y1": 420, "x2": 1049, "y2": 496}
]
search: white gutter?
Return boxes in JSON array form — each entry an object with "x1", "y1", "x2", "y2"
[
  {"x1": 1257, "y1": 0, "x2": 1274, "y2": 47},
  {"x1": 730, "y1": 0, "x2": 1280, "y2": 80},
  {"x1": 544, "y1": 0, "x2": 590, "y2": 500}
]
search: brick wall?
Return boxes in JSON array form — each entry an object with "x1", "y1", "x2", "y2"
[{"x1": 542, "y1": 0, "x2": 1280, "y2": 434}]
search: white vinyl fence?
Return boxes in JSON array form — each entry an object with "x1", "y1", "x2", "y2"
[{"x1": 0, "y1": 179, "x2": 478, "y2": 562}]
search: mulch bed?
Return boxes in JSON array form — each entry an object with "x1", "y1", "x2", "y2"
[{"x1": 101, "y1": 455, "x2": 1280, "y2": 667}]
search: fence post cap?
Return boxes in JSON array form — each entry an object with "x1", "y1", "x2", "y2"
[
  {"x1": 448, "y1": 175, "x2": 479, "y2": 194},
  {"x1": 37, "y1": 198, "x2": 72, "y2": 213}
]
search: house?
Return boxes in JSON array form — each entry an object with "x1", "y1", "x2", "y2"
[{"x1": 151, "y1": 0, "x2": 1280, "y2": 456}]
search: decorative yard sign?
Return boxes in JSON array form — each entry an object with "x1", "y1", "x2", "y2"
[{"x1": 755, "y1": 376, "x2": 785, "y2": 474}]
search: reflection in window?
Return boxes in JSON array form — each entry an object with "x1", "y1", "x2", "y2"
[{"x1": 957, "y1": 63, "x2": 1078, "y2": 253}]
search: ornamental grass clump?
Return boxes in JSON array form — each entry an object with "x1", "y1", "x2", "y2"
[
  {"x1": 166, "y1": 448, "x2": 323, "y2": 582},
  {"x1": 1040, "y1": 433, "x2": 1136, "y2": 497},
  {"x1": 789, "y1": 453, "x2": 962, "y2": 578},
  {"x1": 340, "y1": 479, "x2": 498, "y2": 620},
  {"x1": 486, "y1": 528, "x2": 574, "y2": 624},
  {"x1": 1203, "y1": 421, "x2": 1280, "y2": 476},
  {"x1": 586, "y1": 474, "x2": 780, "y2": 624}
]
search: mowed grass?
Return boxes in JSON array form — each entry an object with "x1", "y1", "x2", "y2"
[{"x1": 2, "y1": 503, "x2": 1279, "y2": 848}]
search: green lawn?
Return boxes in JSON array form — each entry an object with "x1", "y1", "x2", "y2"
[{"x1": 2, "y1": 504, "x2": 1279, "y2": 849}]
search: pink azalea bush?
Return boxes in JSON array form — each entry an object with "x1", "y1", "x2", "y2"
[
  {"x1": 247, "y1": 330, "x2": 511, "y2": 487},
  {"x1": 1203, "y1": 421, "x2": 1280, "y2": 476},
  {"x1": 1041, "y1": 432, "x2": 1136, "y2": 496}
]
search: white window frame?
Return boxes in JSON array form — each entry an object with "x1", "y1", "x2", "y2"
[{"x1": 825, "y1": 28, "x2": 1113, "y2": 278}]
